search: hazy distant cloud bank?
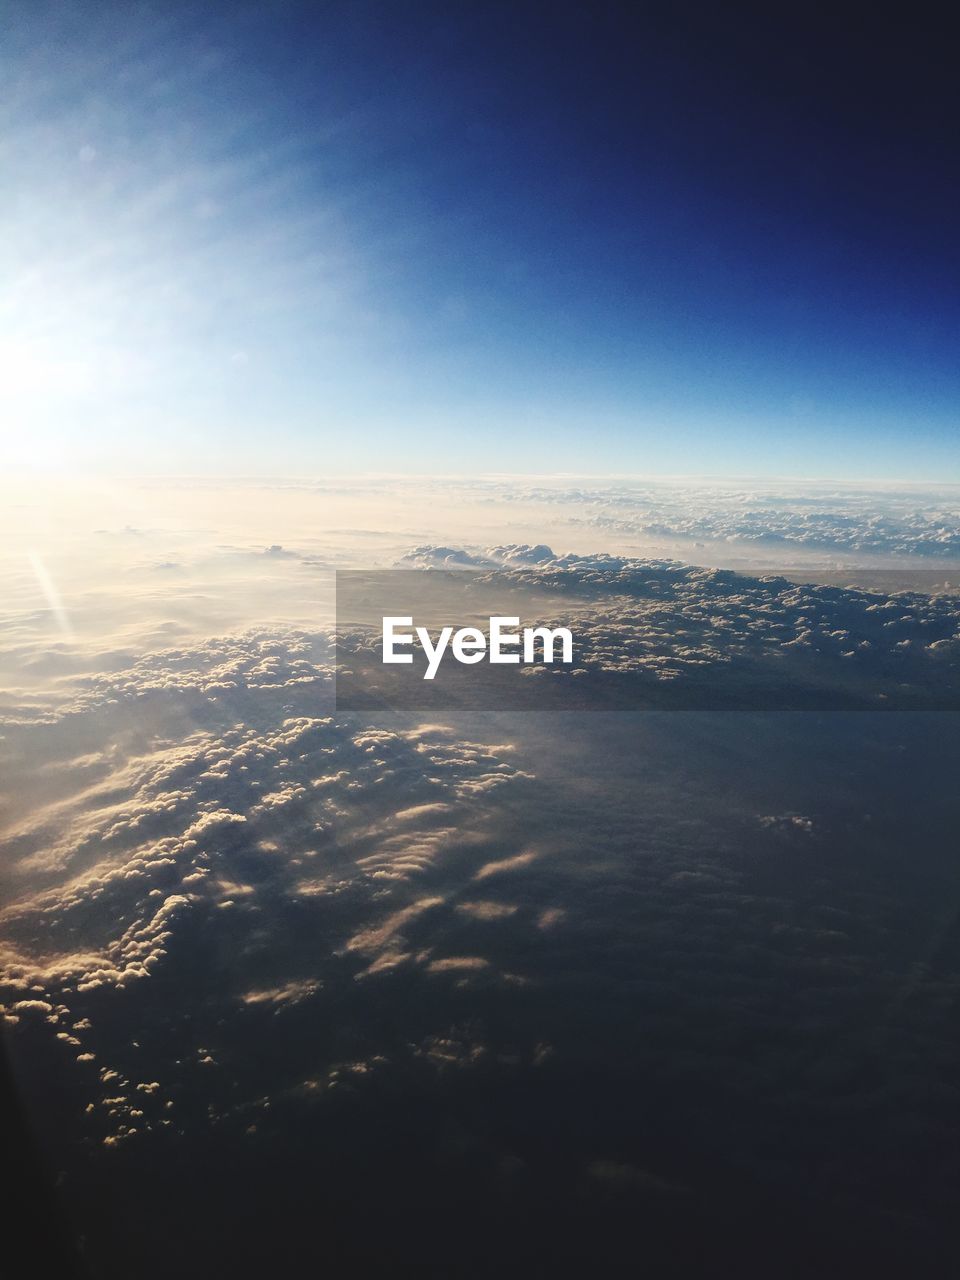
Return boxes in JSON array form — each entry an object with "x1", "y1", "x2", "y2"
[{"x1": 464, "y1": 479, "x2": 960, "y2": 559}]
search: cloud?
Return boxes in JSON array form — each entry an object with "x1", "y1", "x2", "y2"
[
  {"x1": 375, "y1": 550, "x2": 960, "y2": 708},
  {"x1": 437, "y1": 477, "x2": 960, "y2": 560},
  {"x1": 240, "y1": 979, "x2": 320, "y2": 1008},
  {"x1": 0, "y1": 629, "x2": 539, "y2": 1148},
  {"x1": 474, "y1": 850, "x2": 540, "y2": 880},
  {"x1": 3, "y1": 484, "x2": 960, "y2": 1271},
  {"x1": 456, "y1": 900, "x2": 519, "y2": 920}
]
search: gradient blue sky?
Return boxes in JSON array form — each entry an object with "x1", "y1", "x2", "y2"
[{"x1": 2, "y1": 1, "x2": 958, "y2": 478}]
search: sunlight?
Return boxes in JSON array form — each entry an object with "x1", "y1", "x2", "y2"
[{"x1": 27, "y1": 551, "x2": 75, "y2": 639}]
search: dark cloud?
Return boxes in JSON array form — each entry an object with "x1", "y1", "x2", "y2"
[
  {"x1": 4, "y1": 544, "x2": 960, "y2": 1278},
  {"x1": 344, "y1": 551, "x2": 960, "y2": 709}
]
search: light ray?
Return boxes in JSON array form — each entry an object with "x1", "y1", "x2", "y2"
[{"x1": 27, "y1": 551, "x2": 74, "y2": 639}]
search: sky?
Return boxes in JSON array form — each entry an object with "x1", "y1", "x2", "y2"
[{"x1": 1, "y1": 0, "x2": 958, "y2": 478}]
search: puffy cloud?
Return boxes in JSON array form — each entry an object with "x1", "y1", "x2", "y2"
[
  {"x1": 240, "y1": 980, "x2": 320, "y2": 1008},
  {"x1": 759, "y1": 814, "x2": 816, "y2": 835},
  {"x1": 456, "y1": 900, "x2": 519, "y2": 920},
  {"x1": 3, "y1": 485, "x2": 960, "y2": 1272},
  {"x1": 361, "y1": 550, "x2": 960, "y2": 709},
  {"x1": 442, "y1": 477, "x2": 960, "y2": 560},
  {"x1": 0, "y1": 629, "x2": 538, "y2": 1151}
]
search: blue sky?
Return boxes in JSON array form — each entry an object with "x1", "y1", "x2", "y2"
[{"x1": 1, "y1": 1, "x2": 958, "y2": 478}]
